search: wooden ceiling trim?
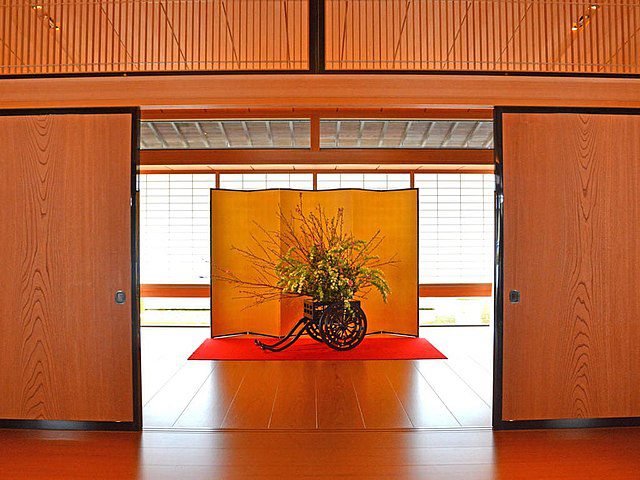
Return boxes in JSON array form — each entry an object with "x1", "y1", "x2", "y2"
[
  {"x1": 138, "y1": 164, "x2": 494, "y2": 174},
  {"x1": 140, "y1": 107, "x2": 494, "y2": 120},
  {"x1": 2, "y1": 74, "x2": 640, "y2": 109},
  {"x1": 140, "y1": 148, "x2": 493, "y2": 166}
]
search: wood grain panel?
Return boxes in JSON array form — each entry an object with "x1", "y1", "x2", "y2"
[
  {"x1": 501, "y1": 112, "x2": 640, "y2": 421},
  {"x1": 0, "y1": 112, "x2": 135, "y2": 422},
  {"x1": 3, "y1": 74, "x2": 640, "y2": 111}
]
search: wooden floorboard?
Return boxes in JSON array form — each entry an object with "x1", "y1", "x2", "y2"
[
  {"x1": 415, "y1": 361, "x2": 492, "y2": 427},
  {"x1": 173, "y1": 362, "x2": 248, "y2": 429},
  {"x1": 143, "y1": 362, "x2": 216, "y2": 428},
  {"x1": 142, "y1": 326, "x2": 493, "y2": 430},
  {"x1": 348, "y1": 361, "x2": 414, "y2": 429},
  {"x1": 380, "y1": 360, "x2": 460, "y2": 428},
  {"x1": 1, "y1": 428, "x2": 640, "y2": 479},
  {"x1": 221, "y1": 362, "x2": 281, "y2": 429},
  {"x1": 268, "y1": 362, "x2": 318, "y2": 429},
  {"x1": 315, "y1": 362, "x2": 366, "y2": 429}
]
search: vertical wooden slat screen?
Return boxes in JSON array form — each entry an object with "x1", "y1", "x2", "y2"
[
  {"x1": 324, "y1": 0, "x2": 640, "y2": 74},
  {"x1": 1, "y1": 1, "x2": 638, "y2": 75},
  {"x1": 0, "y1": 0, "x2": 309, "y2": 74}
]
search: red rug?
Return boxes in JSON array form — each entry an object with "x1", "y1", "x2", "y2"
[{"x1": 189, "y1": 337, "x2": 446, "y2": 361}]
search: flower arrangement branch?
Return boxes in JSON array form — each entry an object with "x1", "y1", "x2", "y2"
[{"x1": 214, "y1": 194, "x2": 398, "y2": 309}]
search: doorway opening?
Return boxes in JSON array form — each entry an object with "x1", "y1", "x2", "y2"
[{"x1": 138, "y1": 112, "x2": 495, "y2": 430}]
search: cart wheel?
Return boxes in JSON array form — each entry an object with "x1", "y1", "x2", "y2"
[
  {"x1": 306, "y1": 319, "x2": 324, "y2": 342},
  {"x1": 320, "y1": 303, "x2": 367, "y2": 351}
]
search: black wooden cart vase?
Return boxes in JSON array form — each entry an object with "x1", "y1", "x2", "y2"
[{"x1": 255, "y1": 299, "x2": 367, "y2": 352}]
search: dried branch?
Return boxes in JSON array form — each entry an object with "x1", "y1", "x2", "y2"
[{"x1": 213, "y1": 194, "x2": 397, "y2": 308}]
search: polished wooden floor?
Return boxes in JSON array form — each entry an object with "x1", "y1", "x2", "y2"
[
  {"x1": 1, "y1": 427, "x2": 640, "y2": 479},
  {"x1": 142, "y1": 326, "x2": 493, "y2": 429}
]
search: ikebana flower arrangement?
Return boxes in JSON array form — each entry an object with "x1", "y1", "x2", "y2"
[
  {"x1": 216, "y1": 195, "x2": 396, "y2": 308},
  {"x1": 216, "y1": 195, "x2": 397, "y2": 352}
]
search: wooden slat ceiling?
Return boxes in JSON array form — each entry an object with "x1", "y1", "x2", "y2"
[
  {"x1": 140, "y1": 119, "x2": 494, "y2": 149},
  {"x1": 0, "y1": 0, "x2": 308, "y2": 74},
  {"x1": 325, "y1": 0, "x2": 640, "y2": 73},
  {"x1": 320, "y1": 120, "x2": 493, "y2": 148},
  {"x1": 0, "y1": 0, "x2": 638, "y2": 74},
  {"x1": 141, "y1": 120, "x2": 310, "y2": 149}
]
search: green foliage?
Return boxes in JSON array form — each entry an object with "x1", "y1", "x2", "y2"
[{"x1": 216, "y1": 195, "x2": 396, "y2": 307}]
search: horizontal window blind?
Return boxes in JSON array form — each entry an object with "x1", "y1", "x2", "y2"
[
  {"x1": 219, "y1": 173, "x2": 314, "y2": 190},
  {"x1": 316, "y1": 173, "x2": 411, "y2": 190},
  {"x1": 415, "y1": 173, "x2": 495, "y2": 284},
  {"x1": 140, "y1": 173, "x2": 315, "y2": 285},
  {"x1": 140, "y1": 174, "x2": 217, "y2": 284},
  {"x1": 140, "y1": 172, "x2": 494, "y2": 287}
]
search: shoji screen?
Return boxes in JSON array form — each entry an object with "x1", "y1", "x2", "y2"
[
  {"x1": 139, "y1": 174, "x2": 217, "y2": 285},
  {"x1": 140, "y1": 173, "x2": 314, "y2": 287},
  {"x1": 415, "y1": 173, "x2": 494, "y2": 284},
  {"x1": 219, "y1": 173, "x2": 314, "y2": 190},
  {"x1": 316, "y1": 173, "x2": 411, "y2": 190}
]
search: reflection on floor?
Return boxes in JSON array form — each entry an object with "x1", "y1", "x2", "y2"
[{"x1": 142, "y1": 326, "x2": 493, "y2": 430}]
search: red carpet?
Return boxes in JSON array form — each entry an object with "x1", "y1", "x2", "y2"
[{"x1": 189, "y1": 337, "x2": 446, "y2": 361}]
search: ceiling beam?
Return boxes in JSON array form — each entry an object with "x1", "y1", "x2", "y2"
[
  {"x1": 140, "y1": 148, "x2": 493, "y2": 166},
  {"x1": 4, "y1": 74, "x2": 640, "y2": 110},
  {"x1": 140, "y1": 107, "x2": 494, "y2": 120},
  {"x1": 139, "y1": 164, "x2": 494, "y2": 174}
]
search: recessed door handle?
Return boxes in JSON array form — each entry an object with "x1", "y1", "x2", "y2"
[
  {"x1": 115, "y1": 290, "x2": 126, "y2": 304},
  {"x1": 509, "y1": 290, "x2": 520, "y2": 303}
]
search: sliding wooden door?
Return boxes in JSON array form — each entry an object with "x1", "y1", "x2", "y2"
[
  {"x1": 495, "y1": 108, "x2": 640, "y2": 428},
  {"x1": 0, "y1": 109, "x2": 140, "y2": 430}
]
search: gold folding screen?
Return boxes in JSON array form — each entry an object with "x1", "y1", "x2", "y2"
[{"x1": 210, "y1": 189, "x2": 418, "y2": 337}]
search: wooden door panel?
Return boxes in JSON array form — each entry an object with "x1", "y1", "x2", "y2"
[
  {"x1": 0, "y1": 112, "x2": 136, "y2": 423},
  {"x1": 501, "y1": 112, "x2": 640, "y2": 421}
]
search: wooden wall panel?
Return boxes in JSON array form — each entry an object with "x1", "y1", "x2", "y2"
[
  {"x1": 211, "y1": 189, "x2": 418, "y2": 337},
  {"x1": 501, "y1": 112, "x2": 640, "y2": 421},
  {"x1": 0, "y1": 113, "x2": 135, "y2": 422},
  {"x1": 2, "y1": 74, "x2": 640, "y2": 110},
  {"x1": 325, "y1": 0, "x2": 640, "y2": 74},
  {"x1": 0, "y1": 0, "x2": 309, "y2": 74}
]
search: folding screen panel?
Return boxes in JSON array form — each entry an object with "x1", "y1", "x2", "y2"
[
  {"x1": 0, "y1": 109, "x2": 140, "y2": 430},
  {"x1": 495, "y1": 108, "x2": 640, "y2": 428},
  {"x1": 210, "y1": 189, "x2": 418, "y2": 337}
]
